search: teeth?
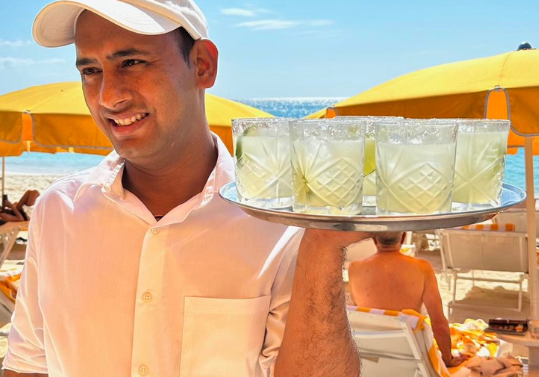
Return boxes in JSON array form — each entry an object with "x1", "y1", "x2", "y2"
[{"x1": 113, "y1": 113, "x2": 147, "y2": 126}]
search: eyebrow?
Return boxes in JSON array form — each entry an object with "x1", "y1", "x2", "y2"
[{"x1": 76, "y1": 48, "x2": 151, "y2": 67}]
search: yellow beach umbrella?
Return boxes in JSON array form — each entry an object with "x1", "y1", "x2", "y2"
[
  {"x1": 308, "y1": 49, "x2": 539, "y2": 152},
  {"x1": 205, "y1": 93, "x2": 273, "y2": 152},
  {"x1": 308, "y1": 48, "x2": 539, "y2": 318},
  {"x1": 0, "y1": 82, "x2": 272, "y2": 156}
]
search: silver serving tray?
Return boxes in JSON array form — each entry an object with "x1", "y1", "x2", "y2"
[{"x1": 219, "y1": 182, "x2": 526, "y2": 232}]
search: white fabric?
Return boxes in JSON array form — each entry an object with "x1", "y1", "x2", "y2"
[
  {"x1": 3, "y1": 136, "x2": 301, "y2": 377},
  {"x1": 33, "y1": 0, "x2": 209, "y2": 47}
]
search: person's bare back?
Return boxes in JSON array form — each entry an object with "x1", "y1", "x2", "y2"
[
  {"x1": 348, "y1": 232, "x2": 469, "y2": 367},
  {"x1": 349, "y1": 252, "x2": 430, "y2": 312}
]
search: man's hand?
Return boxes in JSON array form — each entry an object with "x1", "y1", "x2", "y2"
[
  {"x1": 3, "y1": 371, "x2": 48, "y2": 377},
  {"x1": 444, "y1": 353, "x2": 470, "y2": 367},
  {"x1": 300, "y1": 228, "x2": 374, "y2": 252}
]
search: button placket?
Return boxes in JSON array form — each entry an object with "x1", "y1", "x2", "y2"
[{"x1": 132, "y1": 227, "x2": 167, "y2": 376}]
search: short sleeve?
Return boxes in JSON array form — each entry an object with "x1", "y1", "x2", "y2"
[
  {"x1": 2, "y1": 218, "x2": 48, "y2": 374},
  {"x1": 258, "y1": 227, "x2": 303, "y2": 376}
]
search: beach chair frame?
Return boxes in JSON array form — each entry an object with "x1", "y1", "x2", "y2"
[
  {"x1": 347, "y1": 310, "x2": 440, "y2": 377},
  {"x1": 438, "y1": 228, "x2": 528, "y2": 312}
]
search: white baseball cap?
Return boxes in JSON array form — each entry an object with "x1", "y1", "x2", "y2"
[{"x1": 33, "y1": 0, "x2": 209, "y2": 47}]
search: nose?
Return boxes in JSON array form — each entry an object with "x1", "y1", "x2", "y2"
[{"x1": 98, "y1": 71, "x2": 132, "y2": 110}]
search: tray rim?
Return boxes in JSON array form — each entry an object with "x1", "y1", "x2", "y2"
[
  {"x1": 219, "y1": 182, "x2": 526, "y2": 231},
  {"x1": 220, "y1": 182, "x2": 524, "y2": 221}
]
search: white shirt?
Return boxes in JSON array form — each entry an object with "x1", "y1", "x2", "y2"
[{"x1": 3, "y1": 136, "x2": 300, "y2": 377}]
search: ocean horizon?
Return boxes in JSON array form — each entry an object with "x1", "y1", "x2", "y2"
[{"x1": 3, "y1": 97, "x2": 537, "y2": 194}]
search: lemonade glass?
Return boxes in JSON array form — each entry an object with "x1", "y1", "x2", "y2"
[
  {"x1": 451, "y1": 119, "x2": 510, "y2": 210},
  {"x1": 289, "y1": 118, "x2": 366, "y2": 215},
  {"x1": 375, "y1": 119, "x2": 458, "y2": 215},
  {"x1": 336, "y1": 116, "x2": 403, "y2": 206},
  {"x1": 232, "y1": 118, "x2": 293, "y2": 208}
]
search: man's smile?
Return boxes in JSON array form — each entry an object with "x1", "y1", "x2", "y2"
[{"x1": 110, "y1": 112, "x2": 149, "y2": 127}]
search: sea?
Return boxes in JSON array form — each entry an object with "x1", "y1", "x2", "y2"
[{"x1": 4, "y1": 97, "x2": 537, "y2": 193}]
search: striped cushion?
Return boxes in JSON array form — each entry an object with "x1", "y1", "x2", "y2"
[
  {"x1": 461, "y1": 223, "x2": 515, "y2": 231},
  {"x1": 348, "y1": 306, "x2": 450, "y2": 377}
]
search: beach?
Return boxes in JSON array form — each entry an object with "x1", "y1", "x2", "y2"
[{"x1": 1, "y1": 174, "x2": 64, "y2": 204}]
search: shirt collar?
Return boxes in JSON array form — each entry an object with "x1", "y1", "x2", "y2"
[{"x1": 74, "y1": 133, "x2": 235, "y2": 211}]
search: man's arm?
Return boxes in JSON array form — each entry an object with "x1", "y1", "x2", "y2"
[
  {"x1": 274, "y1": 229, "x2": 372, "y2": 377},
  {"x1": 3, "y1": 371, "x2": 47, "y2": 377},
  {"x1": 422, "y1": 262, "x2": 460, "y2": 366}
]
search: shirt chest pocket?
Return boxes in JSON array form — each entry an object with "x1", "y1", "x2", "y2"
[{"x1": 180, "y1": 296, "x2": 272, "y2": 377}]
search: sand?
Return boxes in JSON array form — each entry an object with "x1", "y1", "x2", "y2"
[{"x1": 1, "y1": 173, "x2": 63, "y2": 204}]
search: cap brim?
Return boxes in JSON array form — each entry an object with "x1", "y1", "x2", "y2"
[{"x1": 33, "y1": 0, "x2": 201, "y2": 47}]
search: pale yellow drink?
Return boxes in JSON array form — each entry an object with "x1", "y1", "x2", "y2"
[
  {"x1": 234, "y1": 135, "x2": 292, "y2": 206},
  {"x1": 376, "y1": 142, "x2": 456, "y2": 214},
  {"x1": 453, "y1": 131, "x2": 507, "y2": 207},
  {"x1": 292, "y1": 138, "x2": 364, "y2": 215},
  {"x1": 362, "y1": 136, "x2": 377, "y2": 205},
  {"x1": 364, "y1": 136, "x2": 376, "y2": 176}
]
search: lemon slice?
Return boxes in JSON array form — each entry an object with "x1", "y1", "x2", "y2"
[
  {"x1": 364, "y1": 137, "x2": 376, "y2": 175},
  {"x1": 235, "y1": 125, "x2": 258, "y2": 159}
]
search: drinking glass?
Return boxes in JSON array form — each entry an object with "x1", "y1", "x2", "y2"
[
  {"x1": 336, "y1": 116, "x2": 403, "y2": 206},
  {"x1": 336, "y1": 115, "x2": 404, "y2": 206},
  {"x1": 289, "y1": 118, "x2": 366, "y2": 215},
  {"x1": 451, "y1": 119, "x2": 510, "y2": 210},
  {"x1": 232, "y1": 118, "x2": 293, "y2": 208},
  {"x1": 529, "y1": 320, "x2": 539, "y2": 339},
  {"x1": 375, "y1": 119, "x2": 458, "y2": 215}
]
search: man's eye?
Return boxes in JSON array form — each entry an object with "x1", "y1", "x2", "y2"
[
  {"x1": 81, "y1": 67, "x2": 101, "y2": 76},
  {"x1": 123, "y1": 59, "x2": 143, "y2": 67}
]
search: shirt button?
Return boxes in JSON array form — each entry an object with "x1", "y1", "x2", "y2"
[
  {"x1": 138, "y1": 365, "x2": 149, "y2": 375},
  {"x1": 151, "y1": 227, "x2": 160, "y2": 234},
  {"x1": 142, "y1": 291, "x2": 153, "y2": 303}
]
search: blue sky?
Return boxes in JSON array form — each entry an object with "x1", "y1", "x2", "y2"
[{"x1": 0, "y1": 0, "x2": 538, "y2": 99}]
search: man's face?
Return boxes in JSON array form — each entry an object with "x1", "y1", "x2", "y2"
[{"x1": 74, "y1": 11, "x2": 199, "y2": 165}]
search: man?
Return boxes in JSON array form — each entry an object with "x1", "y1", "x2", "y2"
[
  {"x1": 348, "y1": 232, "x2": 467, "y2": 368},
  {"x1": 3, "y1": 1, "x2": 368, "y2": 376}
]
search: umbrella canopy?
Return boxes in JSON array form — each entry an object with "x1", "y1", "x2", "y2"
[
  {"x1": 0, "y1": 82, "x2": 272, "y2": 155},
  {"x1": 308, "y1": 49, "x2": 539, "y2": 318},
  {"x1": 308, "y1": 49, "x2": 539, "y2": 153}
]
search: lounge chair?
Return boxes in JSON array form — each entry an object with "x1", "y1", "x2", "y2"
[
  {"x1": 347, "y1": 307, "x2": 470, "y2": 377},
  {"x1": 437, "y1": 225, "x2": 528, "y2": 312},
  {"x1": 493, "y1": 208, "x2": 539, "y2": 236},
  {"x1": 0, "y1": 221, "x2": 28, "y2": 268}
]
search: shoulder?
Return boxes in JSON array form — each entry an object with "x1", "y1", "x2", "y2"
[
  {"x1": 37, "y1": 152, "x2": 121, "y2": 205},
  {"x1": 409, "y1": 257, "x2": 436, "y2": 280},
  {"x1": 348, "y1": 257, "x2": 370, "y2": 273},
  {"x1": 37, "y1": 169, "x2": 93, "y2": 204}
]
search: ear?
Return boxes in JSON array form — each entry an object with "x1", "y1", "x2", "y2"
[{"x1": 193, "y1": 39, "x2": 218, "y2": 88}]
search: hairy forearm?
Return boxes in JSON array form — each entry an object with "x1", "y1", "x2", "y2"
[
  {"x1": 3, "y1": 371, "x2": 47, "y2": 377},
  {"x1": 274, "y1": 233, "x2": 360, "y2": 377}
]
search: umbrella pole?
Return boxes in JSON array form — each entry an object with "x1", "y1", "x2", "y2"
[
  {"x1": 525, "y1": 137, "x2": 539, "y2": 319},
  {"x1": 1, "y1": 156, "x2": 4, "y2": 200}
]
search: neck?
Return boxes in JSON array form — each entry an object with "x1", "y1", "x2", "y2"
[
  {"x1": 122, "y1": 133, "x2": 218, "y2": 217},
  {"x1": 376, "y1": 246, "x2": 402, "y2": 254}
]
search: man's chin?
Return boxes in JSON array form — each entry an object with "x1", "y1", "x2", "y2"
[{"x1": 113, "y1": 143, "x2": 148, "y2": 161}]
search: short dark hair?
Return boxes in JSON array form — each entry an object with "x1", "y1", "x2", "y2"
[
  {"x1": 375, "y1": 232, "x2": 404, "y2": 246},
  {"x1": 175, "y1": 27, "x2": 196, "y2": 64}
]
